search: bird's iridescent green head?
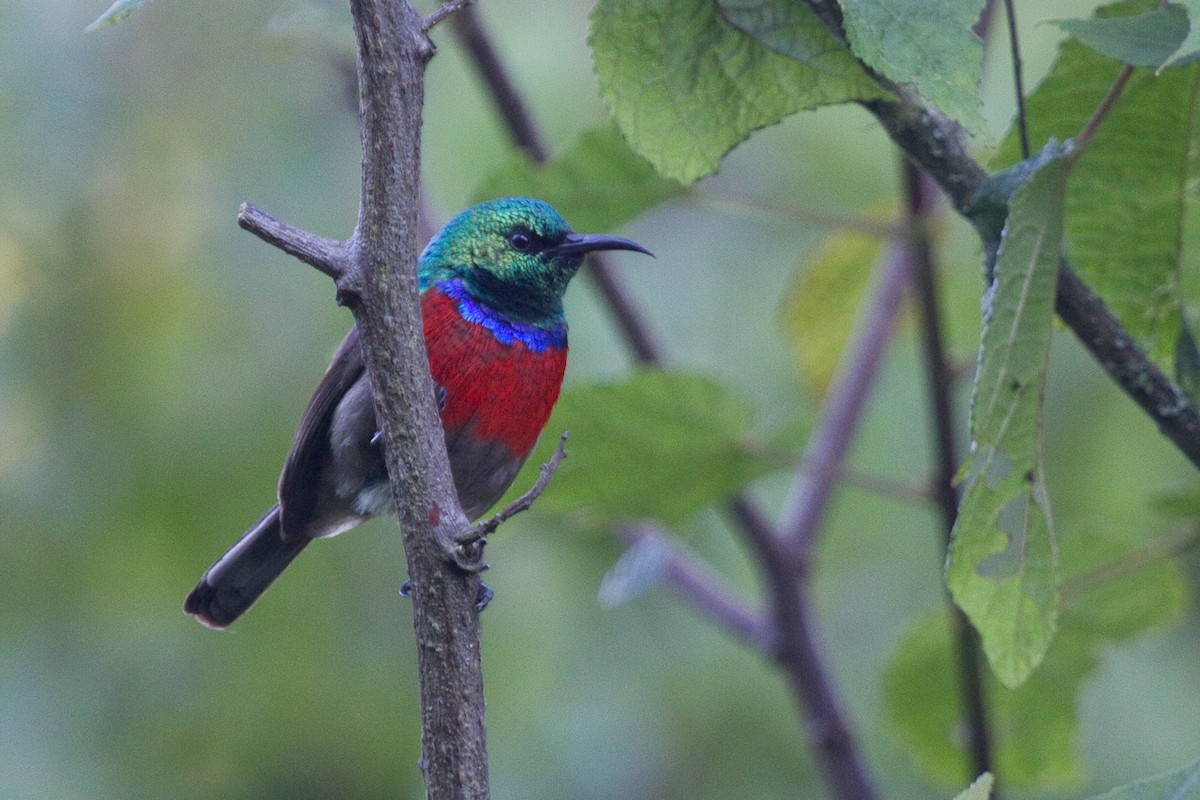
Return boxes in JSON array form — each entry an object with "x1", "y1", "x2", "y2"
[{"x1": 419, "y1": 197, "x2": 651, "y2": 325}]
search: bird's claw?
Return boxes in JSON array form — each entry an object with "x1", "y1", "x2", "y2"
[
  {"x1": 475, "y1": 581, "x2": 494, "y2": 612},
  {"x1": 398, "y1": 567, "x2": 492, "y2": 612}
]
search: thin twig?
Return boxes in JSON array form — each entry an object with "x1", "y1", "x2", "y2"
[
  {"x1": 743, "y1": 243, "x2": 913, "y2": 800},
  {"x1": 901, "y1": 161, "x2": 996, "y2": 786},
  {"x1": 238, "y1": 202, "x2": 349, "y2": 280},
  {"x1": 1002, "y1": 0, "x2": 1031, "y2": 160},
  {"x1": 451, "y1": 6, "x2": 546, "y2": 160},
  {"x1": 1060, "y1": 528, "x2": 1200, "y2": 609},
  {"x1": 1074, "y1": 64, "x2": 1134, "y2": 154},
  {"x1": 423, "y1": 0, "x2": 477, "y2": 33},
  {"x1": 468, "y1": 432, "x2": 569, "y2": 542}
]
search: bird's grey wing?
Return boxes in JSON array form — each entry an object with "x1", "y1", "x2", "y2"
[{"x1": 278, "y1": 324, "x2": 367, "y2": 541}]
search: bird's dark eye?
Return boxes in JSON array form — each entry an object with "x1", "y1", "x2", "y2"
[{"x1": 508, "y1": 230, "x2": 533, "y2": 252}]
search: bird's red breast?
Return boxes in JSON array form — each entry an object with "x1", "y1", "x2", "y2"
[{"x1": 422, "y1": 285, "x2": 567, "y2": 461}]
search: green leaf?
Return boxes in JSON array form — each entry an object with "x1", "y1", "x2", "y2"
[
  {"x1": 1058, "y1": 531, "x2": 1188, "y2": 640},
  {"x1": 995, "y1": 0, "x2": 1200, "y2": 362},
  {"x1": 1161, "y1": 0, "x2": 1200, "y2": 69},
  {"x1": 1052, "y1": 5, "x2": 1188, "y2": 68},
  {"x1": 887, "y1": 530, "x2": 1187, "y2": 788},
  {"x1": 589, "y1": 0, "x2": 885, "y2": 184},
  {"x1": 86, "y1": 0, "x2": 158, "y2": 31},
  {"x1": 472, "y1": 126, "x2": 685, "y2": 233},
  {"x1": 777, "y1": 199, "x2": 893, "y2": 397},
  {"x1": 838, "y1": 0, "x2": 986, "y2": 131},
  {"x1": 1086, "y1": 757, "x2": 1200, "y2": 799},
  {"x1": 883, "y1": 613, "x2": 1090, "y2": 788},
  {"x1": 948, "y1": 144, "x2": 1071, "y2": 688},
  {"x1": 535, "y1": 371, "x2": 774, "y2": 523},
  {"x1": 952, "y1": 773, "x2": 994, "y2": 800},
  {"x1": 714, "y1": 0, "x2": 861, "y2": 64}
]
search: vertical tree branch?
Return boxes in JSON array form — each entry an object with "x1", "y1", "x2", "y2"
[
  {"x1": 901, "y1": 160, "x2": 996, "y2": 786},
  {"x1": 349, "y1": 2, "x2": 488, "y2": 797}
]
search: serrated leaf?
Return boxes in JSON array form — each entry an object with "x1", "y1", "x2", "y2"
[
  {"x1": 589, "y1": 0, "x2": 886, "y2": 184},
  {"x1": 472, "y1": 126, "x2": 684, "y2": 233},
  {"x1": 838, "y1": 0, "x2": 986, "y2": 131},
  {"x1": 536, "y1": 371, "x2": 773, "y2": 523},
  {"x1": 1087, "y1": 757, "x2": 1200, "y2": 800},
  {"x1": 86, "y1": 0, "x2": 158, "y2": 32},
  {"x1": 778, "y1": 199, "x2": 893, "y2": 397},
  {"x1": 1052, "y1": 5, "x2": 1188, "y2": 68},
  {"x1": 888, "y1": 531, "x2": 1187, "y2": 788},
  {"x1": 995, "y1": 0, "x2": 1200, "y2": 362},
  {"x1": 952, "y1": 773, "x2": 994, "y2": 800},
  {"x1": 949, "y1": 145, "x2": 1071, "y2": 688}
]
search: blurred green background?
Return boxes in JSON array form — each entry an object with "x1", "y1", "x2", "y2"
[{"x1": 1, "y1": 1, "x2": 1197, "y2": 798}]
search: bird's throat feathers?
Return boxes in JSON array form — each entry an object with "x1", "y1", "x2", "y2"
[{"x1": 434, "y1": 279, "x2": 567, "y2": 352}]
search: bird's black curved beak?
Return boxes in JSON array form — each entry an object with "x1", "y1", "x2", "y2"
[{"x1": 547, "y1": 232, "x2": 654, "y2": 259}]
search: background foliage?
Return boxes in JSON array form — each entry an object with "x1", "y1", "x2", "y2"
[{"x1": 1, "y1": 0, "x2": 1198, "y2": 798}]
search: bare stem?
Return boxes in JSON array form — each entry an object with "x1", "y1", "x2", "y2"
[
  {"x1": 1002, "y1": 0, "x2": 1031, "y2": 160},
  {"x1": 1074, "y1": 64, "x2": 1134, "y2": 154},
  {"x1": 423, "y1": 0, "x2": 478, "y2": 33},
  {"x1": 468, "y1": 433, "x2": 569, "y2": 542},
  {"x1": 450, "y1": 6, "x2": 546, "y2": 161},
  {"x1": 238, "y1": 202, "x2": 349, "y2": 280},
  {"x1": 901, "y1": 160, "x2": 996, "y2": 786},
  {"x1": 777, "y1": 238, "x2": 911, "y2": 554}
]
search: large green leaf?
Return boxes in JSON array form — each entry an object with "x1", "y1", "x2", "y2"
[
  {"x1": 887, "y1": 531, "x2": 1187, "y2": 788},
  {"x1": 1087, "y1": 757, "x2": 1200, "y2": 799},
  {"x1": 838, "y1": 0, "x2": 986, "y2": 131},
  {"x1": 1052, "y1": 5, "x2": 1188, "y2": 67},
  {"x1": 533, "y1": 371, "x2": 774, "y2": 523},
  {"x1": 472, "y1": 126, "x2": 685, "y2": 234},
  {"x1": 995, "y1": 0, "x2": 1200, "y2": 362},
  {"x1": 589, "y1": 0, "x2": 885, "y2": 184},
  {"x1": 948, "y1": 145, "x2": 1071, "y2": 688}
]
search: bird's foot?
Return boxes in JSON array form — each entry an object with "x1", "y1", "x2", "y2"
[{"x1": 398, "y1": 567, "x2": 492, "y2": 612}]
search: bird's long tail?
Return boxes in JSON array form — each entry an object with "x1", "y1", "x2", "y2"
[{"x1": 184, "y1": 504, "x2": 309, "y2": 629}]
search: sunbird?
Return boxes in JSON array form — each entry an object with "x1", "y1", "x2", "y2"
[{"x1": 185, "y1": 197, "x2": 652, "y2": 628}]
